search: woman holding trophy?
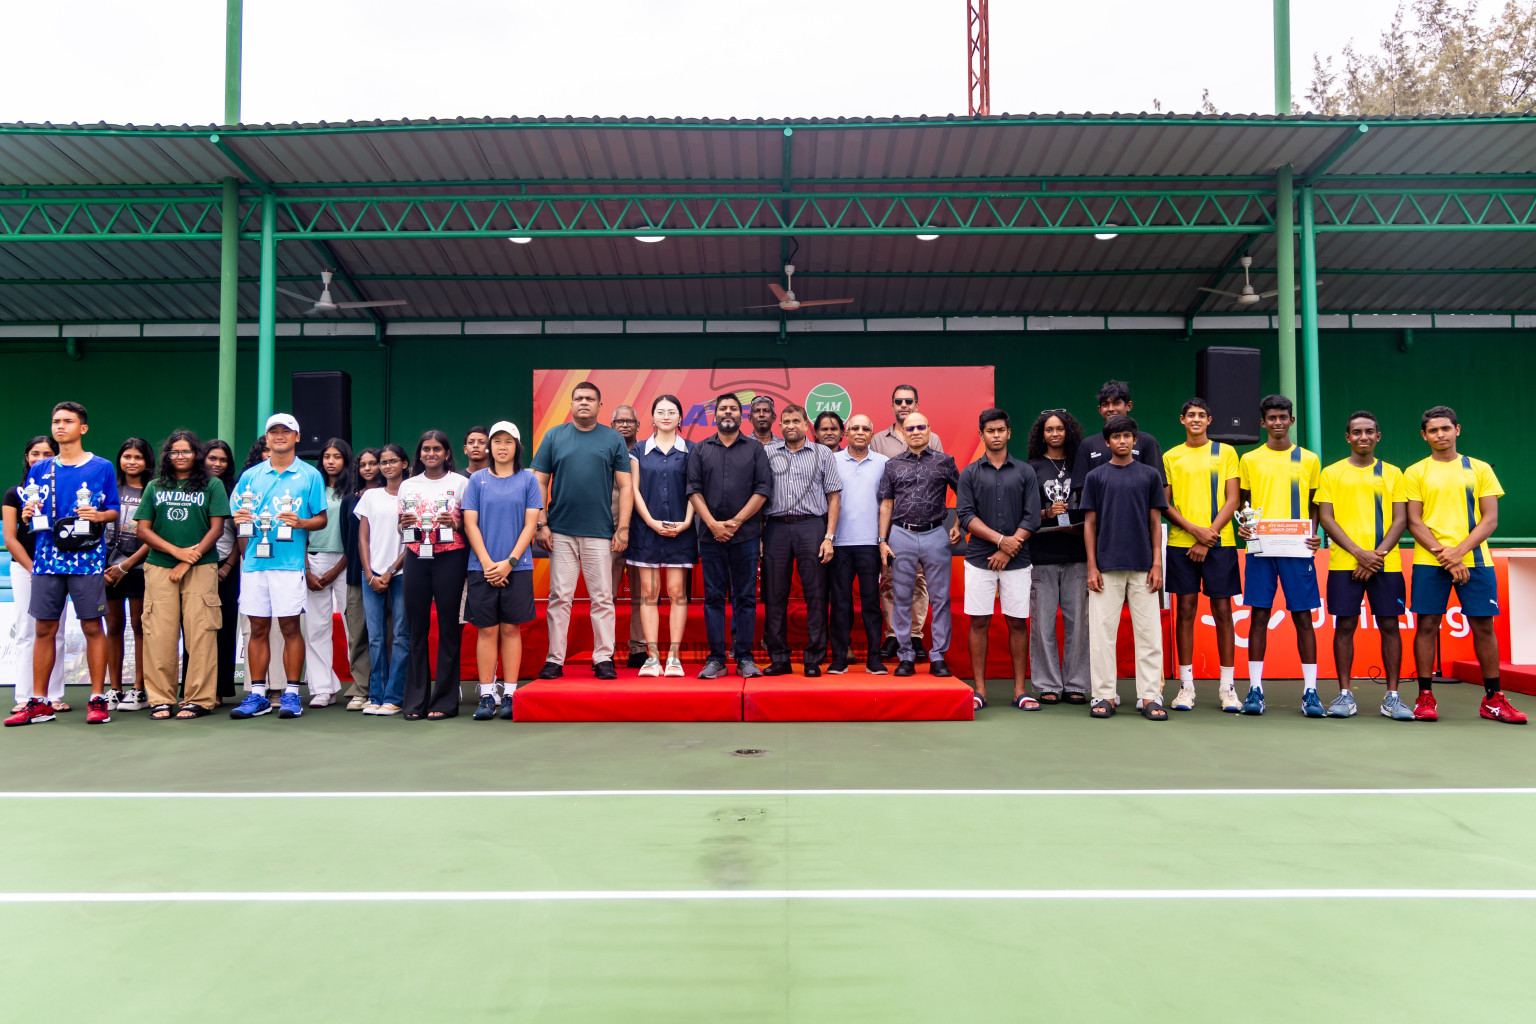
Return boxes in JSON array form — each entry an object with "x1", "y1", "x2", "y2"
[{"x1": 397, "y1": 430, "x2": 470, "y2": 720}]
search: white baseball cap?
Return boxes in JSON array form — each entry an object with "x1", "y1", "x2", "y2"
[
  {"x1": 488, "y1": 420, "x2": 521, "y2": 441},
  {"x1": 264, "y1": 413, "x2": 301, "y2": 433}
]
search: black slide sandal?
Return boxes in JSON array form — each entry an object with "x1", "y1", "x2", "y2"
[
  {"x1": 1140, "y1": 701, "x2": 1168, "y2": 721},
  {"x1": 1037, "y1": 692, "x2": 1061, "y2": 706},
  {"x1": 148, "y1": 704, "x2": 176, "y2": 720},
  {"x1": 1090, "y1": 699, "x2": 1115, "y2": 718},
  {"x1": 176, "y1": 703, "x2": 211, "y2": 719}
]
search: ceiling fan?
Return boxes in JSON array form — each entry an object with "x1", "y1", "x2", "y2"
[
  {"x1": 1197, "y1": 256, "x2": 1321, "y2": 305},
  {"x1": 275, "y1": 271, "x2": 408, "y2": 316},
  {"x1": 745, "y1": 264, "x2": 855, "y2": 312}
]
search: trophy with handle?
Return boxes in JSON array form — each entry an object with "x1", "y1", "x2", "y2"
[
  {"x1": 1043, "y1": 476, "x2": 1072, "y2": 527},
  {"x1": 72, "y1": 481, "x2": 96, "y2": 536},
  {"x1": 235, "y1": 485, "x2": 257, "y2": 538},
  {"x1": 23, "y1": 481, "x2": 48, "y2": 532},
  {"x1": 399, "y1": 495, "x2": 418, "y2": 545},
  {"x1": 436, "y1": 490, "x2": 456, "y2": 544},
  {"x1": 416, "y1": 493, "x2": 436, "y2": 559},
  {"x1": 1237, "y1": 502, "x2": 1263, "y2": 555},
  {"x1": 256, "y1": 507, "x2": 275, "y2": 559},
  {"x1": 274, "y1": 488, "x2": 295, "y2": 542}
]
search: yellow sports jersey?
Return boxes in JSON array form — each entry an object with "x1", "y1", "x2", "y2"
[
  {"x1": 1163, "y1": 440, "x2": 1239, "y2": 548},
  {"x1": 1315, "y1": 458, "x2": 1406, "y2": 572},
  {"x1": 1403, "y1": 455, "x2": 1503, "y2": 568},
  {"x1": 1239, "y1": 444, "x2": 1322, "y2": 524}
]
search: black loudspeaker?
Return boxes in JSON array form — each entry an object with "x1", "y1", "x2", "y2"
[
  {"x1": 1195, "y1": 346, "x2": 1261, "y2": 443},
  {"x1": 292, "y1": 371, "x2": 351, "y2": 458}
]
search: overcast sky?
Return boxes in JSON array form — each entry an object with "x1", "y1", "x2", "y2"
[{"x1": 6, "y1": 0, "x2": 1410, "y2": 125}]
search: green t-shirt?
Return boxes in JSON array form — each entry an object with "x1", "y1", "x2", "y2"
[
  {"x1": 134, "y1": 478, "x2": 231, "y2": 568},
  {"x1": 529, "y1": 422, "x2": 631, "y2": 539},
  {"x1": 307, "y1": 486, "x2": 345, "y2": 553}
]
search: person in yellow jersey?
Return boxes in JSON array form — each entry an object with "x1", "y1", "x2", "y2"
[
  {"x1": 1404, "y1": 405, "x2": 1524, "y2": 724},
  {"x1": 1161, "y1": 397, "x2": 1241, "y2": 712},
  {"x1": 1316, "y1": 410, "x2": 1414, "y2": 721},
  {"x1": 1235, "y1": 395, "x2": 1323, "y2": 716}
]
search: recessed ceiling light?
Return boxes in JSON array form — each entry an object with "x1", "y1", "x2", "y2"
[
  {"x1": 1094, "y1": 223, "x2": 1119, "y2": 241},
  {"x1": 507, "y1": 236, "x2": 533, "y2": 244},
  {"x1": 634, "y1": 235, "x2": 666, "y2": 244},
  {"x1": 916, "y1": 233, "x2": 940, "y2": 241}
]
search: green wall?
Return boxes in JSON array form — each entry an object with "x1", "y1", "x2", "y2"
[{"x1": 2, "y1": 328, "x2": 1530, "y2": 536}]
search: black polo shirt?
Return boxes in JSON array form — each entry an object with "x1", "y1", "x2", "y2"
[
  {"x1": 957, "y1": 454, "x2": 1041, "y2": 570},
  {"x1": 685, "y1": 432, "x2": 773, "y2": 546}
]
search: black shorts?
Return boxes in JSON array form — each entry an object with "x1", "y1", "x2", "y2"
[
  {"x1": 30, "y1": 573, "x2": 108, "y2": 621},
  {"x1": 1164, "y1": 545, "x2": 1241, "y2": 598},
  {"x1": 1326, "y1": 569, "x2": 1407, "y2": 619},
  {"x1": 105, "y1": 567, "x2": 145, "y2": 601},
  {"x1": 466, "y1": 570, "x2": 535, "y2": 627}
]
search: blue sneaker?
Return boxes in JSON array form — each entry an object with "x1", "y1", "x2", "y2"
[
  {"x1": 1241, "y1": 686, "x2": 1266, "y2": 715},
  {"x1": 1302, "y1": 689, "x2": 1327, "y2": 717},
  {"x1": 278, "y1": 691, "x2": 304, "y2": 719},
  {"x1": 1379, "y1": 692, "x2": 1415, "y2": 720},
  {"x1": 472, "y1": 694, "x2": 497, "y2": 720},
  {"x1": 229, "y1": 692, "x2": 271, "y2": 719},
  {"x1": 500, "y1": 689, "x2": 515, "y2": 720},
  {"x1": 1327, "y1": 691, "x2": 1358, "y2": 717}
]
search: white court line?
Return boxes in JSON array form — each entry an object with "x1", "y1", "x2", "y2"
[
  {"x1": 1, "y1": 788, "x2": 1534, "y2": 799},
  {"x1": 2, "y1": 889, "x2": 1535, "y2": 904}
]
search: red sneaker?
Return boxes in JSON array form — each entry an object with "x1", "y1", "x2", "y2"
[
  {"x1": 4, "y1": 699, "x2": 56, "y2": 727},
  {"x1": 1480, "y1": 692, "x2": 1528, "y2": 724},
  {"x1": 1413, "y1": 690, "x2": 1438, "y2": 721},
  {"x1": 85, "y1": 695, "x2": 112, "y2": 725}
]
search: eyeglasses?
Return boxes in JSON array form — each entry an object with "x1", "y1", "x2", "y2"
[
  {"x1": 379, "y1": 458, "x2": 404, "y2": 466},
  {"x1": 612, "y1": 419, "x2": 638, "y2": 426},
  {"x1": 168, "y1": 449, "x2": 196, "y2": 457},
  {"x1": 892, "y1": 398, "x2": 916, "y2": 406},
  {"x1": 904, "y1": 424, "x2": 929, "y2": 433}
]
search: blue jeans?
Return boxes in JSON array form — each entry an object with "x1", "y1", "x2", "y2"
[
  {"x1": 699, "y1": 538, "x2": 759, "y2": 664},
  {"x1": 362, "y1": 575, "x2": 409, "y2": 706}
]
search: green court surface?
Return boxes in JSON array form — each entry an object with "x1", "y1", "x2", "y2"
[{"x1": 3, "y1": 679, "x2": 1534, "y2": 1023}]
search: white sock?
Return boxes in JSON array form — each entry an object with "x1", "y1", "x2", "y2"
[
  {"x1": 285, "y1": 683, "x2": 301, "y2": 695},
  {"x1": 1220, "y1": 666, "x2": 1235, "y2": 689},
  {"x1": 1302, "y1": 664, "x2": 1318, "y2": 691},
  {"x1": 479, "y1": 683, "x2": 497, "y2": 697},
  {"x1": 1179, "y1": 665, "x2": 1194, "y2": 686},
  {"x1": 1248, "y1": 661, "x2": 1264, "y2": 690},
  {"x1": 249, "y1": 685, "x2": 267, "y2": 696},
  {"x1": 1386, "y1": 688, "x2": 1399, "y2": 698}
]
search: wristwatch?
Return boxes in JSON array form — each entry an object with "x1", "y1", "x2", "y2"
[
  {"x1": 879, "y1": 535, "x2": 890, "y2": 544},
  {"x1": 824, "y1": 533, "x2": 835, "y2": 541}
]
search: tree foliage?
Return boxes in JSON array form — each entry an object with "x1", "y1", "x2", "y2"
[{"x1": 1305, "y1": 0, "x2": 1536, "y2": 114}]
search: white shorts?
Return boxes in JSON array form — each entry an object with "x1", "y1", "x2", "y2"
[
  {"x1": 239, "y1": 569, "x2": 308, "y2": 619},
  {"x1": 963, "y1": 562, "x2": 1032, "y2": 618}
]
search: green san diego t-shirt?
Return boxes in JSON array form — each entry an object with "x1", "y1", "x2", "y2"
[{"x1": 134, "y1": 478, "x2": 231, "y2": 568}]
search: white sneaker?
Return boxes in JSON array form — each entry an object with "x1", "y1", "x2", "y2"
[
  {"x1": 308, "y1": 693, "x2": 335, "y2": 708},
  {"x1": 1219, "y1": 685, "x2": 1241, "y2": 713},
  {"x1": 361, "y1": 702, "x2": 382, "y2": 715},
  {"x1": 346, "y1": 695, "x2": 366, "y2": 711},
  {"x1": 638, "y1": 657, "x2": 662, "y2": 677},
  {"x1": 117, "y1": 689, "x2": 144, "y2": 712},
  {"x1": 1172, "y1": 684, "x2": 1197, "y2": 711},
  {"x1": 374, "y1": 703, "x2": 402, "y2": 716},
  {"x1": 104, "y1": 688, "x2": 123, "y2": 711},
  {"x1": 663, "y1": 657, "x2": 685, "y2": 677}
]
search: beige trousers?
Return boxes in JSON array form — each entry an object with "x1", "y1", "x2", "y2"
[
  {"x1": 879, "y1": 563, "x2": 929, "y2": 640},
  {"x1": 546, "y1": 532, "x2": 616, "y2": 664},
  {"x1": 1088, "y1": 570, "x2": 1165, "y2": 705},
  {"x1": 143, "y1": 562, "x2": 221, "y2": 708}
]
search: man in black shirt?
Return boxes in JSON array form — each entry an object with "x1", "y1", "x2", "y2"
[
  {"x1": 1071, "y1": 380, "x2": 1164, "y2": 487},
  {"x1": 956, "y1": 409, "x2": 1039, "y2": 710},
  {"x1": 1081, "y1": 415, "x2": 1168, "y2": 721},
  {"x1": 686, "y1": 393, "x2": 773, "y2": 679},
  {"x1": 1026, "y1": 409, "x2": 1090, "y2": 705}
]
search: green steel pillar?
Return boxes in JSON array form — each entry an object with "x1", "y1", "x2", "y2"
[
  {"x1": 1273, "y1": 0, "x2": 1290, "y2": 114},
  {"x1": 217, "y1": 0, "x2": 243, "y2": 442},
  {"x1": 256, "y1": 191, "x2": 277, "y2": 431},
  {"x1": 1274, "y1": 164, "x2": 1296, "y2": 407},
  {"x1": 1298, "y1": 185, "x2": 1322, "y2": 454}
]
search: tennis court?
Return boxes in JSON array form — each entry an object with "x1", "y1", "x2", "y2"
[{"x1": 4, "y1": 678, "x2": 1532, "y2": 1023}]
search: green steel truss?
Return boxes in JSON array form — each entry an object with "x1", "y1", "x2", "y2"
[{"x1": 2, "y1": 187, "x2": 1533, "y2": 242}]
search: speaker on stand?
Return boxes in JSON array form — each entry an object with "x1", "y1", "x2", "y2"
[
  {"x1": 1194, "y1": 346, "x2": 1261, "y2": 443},
  {"x1": 292, "y1": 371, "x2": 352, "y2": 459}
]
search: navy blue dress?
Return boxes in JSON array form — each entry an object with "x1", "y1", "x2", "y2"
[{"x1": 627, "y1": 438, "x2": 698, "y2": 567}]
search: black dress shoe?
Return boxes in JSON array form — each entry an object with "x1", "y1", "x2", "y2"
[
  {"x1": 893, "y1": 660, "x2": 915, "y2": 677},
  {"x1": 803, "y1": 664, "x2": 822, "y2": 678},
  {"x1": 911, "y1": 637, "x2": 927, "y2": 661},
  {"x1": 762, "y1": 662, "x2": 793, "y2": 676},
  {"x1": 865, "y1": 658, "x2": 889, "y2": 675},
  {"x1": 826, "y1": 658, "x2": 849, "y2": 675},
  {"x1": 537, "y1": 661, "x2": 563, "y2": 680},
  {"x1": 626, "y1": 651, "x2": 648, "y2": 669},
  {"x1": 928, "y1": 658, "x2": 952, "y2": 677},
  {"x1": 592, "y1": 660, "x2": 617, "y2": 680},
  {"x1": 879, "y1": 637, "x2": 900, "y2": 660}
]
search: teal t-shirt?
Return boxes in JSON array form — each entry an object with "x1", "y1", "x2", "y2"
[
  {"x1": 529, "y1": 423, "x2": 631, "y2": 539},
  {"x1": 307, "y1": 486, "x2": 345, "y2": 553}
]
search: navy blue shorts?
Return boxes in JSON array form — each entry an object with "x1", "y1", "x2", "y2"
[
  {"x1": 1243, "y1": 555, "x2": 1321, "y2": 611},
  {"x1": 29, "y1": 573, "x2": 107, "y2": 621},
  {"x1": 1326, "y1": 569, "x2": 1407, "y2": 619},
  {"x1": 1164, "y1": 544, "x2": 1241, "y2": 598},
  {"x1": 1410, "y1": 564, "x2": 1499, "y2": 617}
]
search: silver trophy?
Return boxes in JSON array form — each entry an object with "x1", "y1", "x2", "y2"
[
  {"x1": 275, "y1": 488, "x2": 295, "y2": 542},
  {"x1": 1237, "y1": 502, "x2": 1263, "y2": 554},
  {"x1": 435, "y1": 491, "x2": 455, "y2": 544},
  {"x1": 399, "y1": 496, "x2": 418, "y2": 545},
  {"x1": 1043, "y1": 477, "x2": 1072, "y2": 527},
  {"x1": 416, "y1": 494, "x2": 436, "y2": 558},
  {"x1": 256, "y1": 508, "x2": 274, "y2": 559},
  {"x1": 236, "y1": 485, "x2": 257, "y2": 538},
  {"x1": 72, "y1": 482, "x2": 95, "y2": 536},
  {"x1": 22, "y1": 482, "x2": 47, "y2": 532}
]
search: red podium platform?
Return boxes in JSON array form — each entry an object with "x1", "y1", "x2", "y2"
[
  {"x1": 513, "y1": 671, "x2": 744, "y2": 722},
  {"x1": 1452, "y1": 660, "x2": 1536, "y2": 696},
  {"x1": 742, "y1": 666, "x2": 973, "y2": 722}
]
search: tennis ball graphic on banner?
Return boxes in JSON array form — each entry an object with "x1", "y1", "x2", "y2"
[{"x1": 805, "y1": 382, "x2": 851, "y2": 420}]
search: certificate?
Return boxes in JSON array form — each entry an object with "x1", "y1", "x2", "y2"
[{"x1": 1248, "y1": 519, "x2": 1314, "y2": 558}]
